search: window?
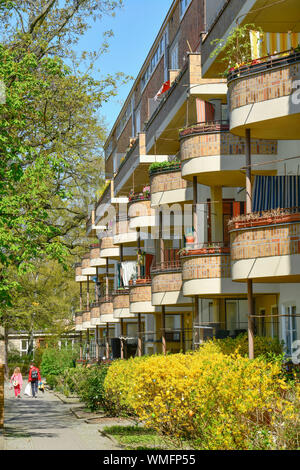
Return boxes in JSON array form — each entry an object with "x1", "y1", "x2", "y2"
[
  {"x1": 20, "y1": 339, "x2": 28, "y2": 356},
  {"x1": 180, "y1": 0, "x2": 192, "y2": 19},
  {"x1": 283, "y1": 305, "x2": 298, "y2": 357},
  {"x1": 135, "y1": 106, "x2": 141, "y2": 136},
  {"x1": 170, "y1": 41, "x2": 178, "y2": 70},
  {"x1": 141, "y1": 30, "x2": 168, "y2": 91},
  {"x1": 116, "y1": 102, "x2": 131, "y2": 139}
]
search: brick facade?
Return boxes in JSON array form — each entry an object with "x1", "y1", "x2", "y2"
[
  {"x1": 82, "y1": 311, "x2": 91, "y2": 323},
  {"x1": 130, "y1": 285, "x2": 152, "y2": 303},
  {"x1": 182, "y1": 254, "x2": 231, "y2": 280},
  {"x1": 230, "y1": 221, "x2": 300, "y2": 261},
  {"x1": 90, "y1": 246, "x2": 101, "y2": 259},
  {"x1": 100, "y1": 302, "x2": 114, "y2": 316},
  {"x1": 151, "y1": 170, "x2": 192, "y2": 194},
  {"x1": 91, "y1": 306, "x2": 101, "y2": 320},
  {"x1": 152, "y1": 272, "x2": 182, "y2": 293},
  {"x1": 228, "y1": 63, "x2": 300, "y2": 111},
  {"x1": 129, "y1": 200, "x2": 154, "y2": 218},
  {"x1": 113, "y1": 294, "x2": 130, "y2": 310},
  {"x1": 75, "y1": 312, "x2": 83, "y2": 326},
  {"x1": 181, "y1": 132, "x2": 277, "y2": 161},
  {"x1": 101, "y1": 237, "x2": 115, "y2": 250}
]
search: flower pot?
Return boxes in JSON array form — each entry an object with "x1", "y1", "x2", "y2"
[{"x1": 186, "y1": 236, "x2": 194, "y2": 244}]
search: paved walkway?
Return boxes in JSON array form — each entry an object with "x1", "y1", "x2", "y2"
[{"x1": 3, "y1": 383, "x2": 120, "y2": 450}]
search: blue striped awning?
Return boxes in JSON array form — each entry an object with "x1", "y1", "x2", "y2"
[{"x1": 252, "y1": 175, "x2": 300, "y2": 212}]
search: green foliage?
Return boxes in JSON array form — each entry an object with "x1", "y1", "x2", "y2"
[
  {"x1": 210, "y1": 24, "x2": 262, "y2": 76},
  {"x1": 206, "y1": 333, "x2": 284, "y2": 358},
  {"x1": 77, "y1": 365, "x2": 109, "y2": 411},
  {"x1": 41, "y1": 347, "x2": 77, "y2": 379},
  {"x1": 149, "y1": 160, "x2": 180, "y2": 174}
]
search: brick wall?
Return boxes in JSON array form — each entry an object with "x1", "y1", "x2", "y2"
[
  {"x1": 178, "y1": 0, "x2": 204, "y2": 66},
  {"x1": 181, "y1": 133, "x2": 277, "y2": 161},
  {"x1": 90, "y1": 247, "x2": 101, "y2": 259},
  {"x1": 91, "y1": 306, "x2": 101, "y2": 320},
  {"x1": 100, "y1": 302, "x2": 113, "y2": 316},
  {"x1": 82, "y1": 311, "x2": 91, "y2": 323},
  {"x1": 101, "y1": 237, "x2": 115, "y2": 250},
  {"x1": 117, "y1": 117, "x2": 133, "y2": 154},
  {"x1": 229, "y1": 63, "x2": 300, "y2": 111},
  {"x1": 151, "y1": 170, "x2": 192, "y2": 194},
  {"x1": 230, "y1": 222, "x2": 300, "y2": 261},
  {"x1": 130, "y1": 285, "x2": 152, "y2": 303},
  {"x1": 113, "y1": 294, "x2": 130, "y2": 310},
  {"x1": 75, "y1": 313, "x2": 83, "y2": 326},
  {"x1": 182, "y1": 254, "x2": 231, "y2": 280},
  {"x1": 152, "y1": 272, "x2": 182, "y2": 293}
]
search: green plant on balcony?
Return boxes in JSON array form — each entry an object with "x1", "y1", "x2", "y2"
[
  {"x1": 210, "y1": 24, "x2": 263, "y2": 77},
  {"x1": 149, "y1": 160, "x2": 181, "y2": 174}
]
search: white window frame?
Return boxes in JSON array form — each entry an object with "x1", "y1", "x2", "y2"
[
  {"x1": 170, "y1": 41, "x2": 179, "y2": 70},
  {"x1": 20, "y1": 339, "x2": 28, "y2": 356},
  {"x1": 282, "y1": 305, "x2": 298, "y2": 357}
]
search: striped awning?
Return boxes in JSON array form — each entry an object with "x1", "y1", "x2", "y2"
[
  {"x1": 253, "y1": 175, "x2": 300, "y2": 212},
  {"x1": 250, "y1": 31, "x2": 300, "y2": 59}
]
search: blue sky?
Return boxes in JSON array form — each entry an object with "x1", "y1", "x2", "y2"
[{"x1": 78, "y1": 0, "x2": 172, "y2": 130}]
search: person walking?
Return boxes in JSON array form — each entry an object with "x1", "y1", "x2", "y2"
[
  {"x1": 28, "y1": 363, "x2": 41, "y2": 398},
  {"x1": 10, "y1": 367, "x2": 23, "y2": 399}
]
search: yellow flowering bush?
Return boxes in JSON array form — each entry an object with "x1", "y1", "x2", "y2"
[
  {"x1": 103, "y1": 341, "x2": 299, "y2": 449},
  {"x1": 209, "y1": 333, "x2": 283, "y2": 358}
]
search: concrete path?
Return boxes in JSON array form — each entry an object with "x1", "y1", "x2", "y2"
[{"x1": 3, "y1": 383, "x2": 121, "y2": 450}]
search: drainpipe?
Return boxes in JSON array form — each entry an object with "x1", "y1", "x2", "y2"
[{"x1": 138, "y1": 313, "x2": 142, "y2": 357}]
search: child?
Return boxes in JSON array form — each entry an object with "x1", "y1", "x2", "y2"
[{"x1": 10, "y1": 367, "x2": 23, "y2": 398}]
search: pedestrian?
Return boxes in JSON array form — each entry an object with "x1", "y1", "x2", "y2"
[
  {"x1": 28, "y1": 363, "x2": 41, "y2": 398},
  {"x1": 10, "y1": 367, "x2": 23, "y2": 399}
]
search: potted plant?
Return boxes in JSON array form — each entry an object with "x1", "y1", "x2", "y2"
[
  {"x1": 185, "y1": 229, "x2": 195, "y2": 244},
  {"x1": 143, "y1": 185, "x2": 150, "y2": 198}
]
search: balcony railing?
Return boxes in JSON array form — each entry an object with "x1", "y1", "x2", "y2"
[
  {"x1": 227, "y1": 49, "x2": 300, "y2": 83},
  {"x1": 179, "y1": 120, "x2": 230, "y2": 139},
  {"x1": 151, "y1": 249, "x2": 182, "y2": 274},
  {"x1": 180, "y1": 242, "x2": 230, "y2": 257},
  {"x1": 228, "y1": 208, "x2": 300, "y2": 231}
]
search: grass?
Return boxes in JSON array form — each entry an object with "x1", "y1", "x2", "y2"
[{"x1": 103, "y1": 425, "x2": 187, "y2": 450}]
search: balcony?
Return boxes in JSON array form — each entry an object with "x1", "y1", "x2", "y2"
[
  {"x1": 81, "y1": 254, "x2": 97, "y2": 277},
  {"x1": 113, "y1": 288, "x2": 136, "y2": 319},
  {"x1": 75, "y1": 263, "x2": 87, "y2": 283},
  {"x1": 181, "y1": 242, "x2": 243, "y2": 297},
  {"x1": 89, "y1": 244, "x2": 106, "y2": 268},
  {"x1": 113, "y1": 216, "x2": 139, "y2": 245},
  {"x1": 180, "y1": 120, "x2": 277, "y2": 186},
  {"x1": 151, "y1": 250, "x2": 192, "y2": 308},
  {"x1": 150, "y1": 163, "x2": 192, "y2": 207},
  {"x1": 90, "y1": 302, "x2": 105, "y2": 327},
  {"x1": 129, "y1": 278, "x2": 157, "y2": 314},
  {"x1": 229, "y1": 209, "x2": 300, "y2": 283},
  {"x1": 128, "y1": 195, "x2": 156, "y2": 229},
  {"x1": 145, "y1": 53, "x2": 227, "y2": 155},
  {"x1": 94, "y1": 183, "x2": 112, "y2": 226},
  {"x1": 100, "y1": 235, "x2": 120, "y2": 259},
  {"x1": 113, "y1": 133, "x2": 167, "y2": 197},
  {"x1": 99, "y1": 296, "x2": 118, "y2": 323},
  {"x1": 82, "y1": 310, "x2": 91, "y2": 330},
  {"x1": 227, "y1": 50, "x2": 300, "y2": 139},
  {"x1": 75, "y1": 312, "x2": 83, "y2": 332}
]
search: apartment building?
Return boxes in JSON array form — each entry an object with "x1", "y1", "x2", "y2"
[{"x1": 75, "y1": 0, "x2": 300, "y2": 361}]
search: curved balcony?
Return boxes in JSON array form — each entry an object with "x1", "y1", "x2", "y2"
[
  {"x1": 180, "y1": 121, "x2": 277, "y2": 186},
  {"x1": 151, "y1": 253, "x2": 192, "y2": 309},
  {"x1": 113, "y1": 289, "x2": 136, "y2": 319},
  {"x1": 229, "y1": 210, "x2": 300, "y2": 283},
  {"x1": 90, "y1": 244, "x2": 107, "y2": 268},
  {"x1": 75, "y1": 311, "x2": 83, "y2": 332},
  {"x1": 75, "y1": 263, "x2": 87, "y2": 283},
  {"x1": 99, "y1": 296, "x2": 118, "y2": 323},
  {"x1": 81, "y1": 254, "x2": 97, "y2": 277},
  {"x1": 90, "y1": 302, "x2": 105, "y2": 327},
  {"x1": 100, "y1": 235, "x2": 120, "y2": 259},
  {"x1": 150, "y1": 164, "x2": 192, "y2": 207},
  {"x1": 113, "y1": 216, "x2": 139, "y2": 246},
  {"x1": 227, "y1": 50, "x2": 300, "y2": 139},
  {"x1": 128, "y1": 196, "x2": 156, "y2": 229},
  {"x1": 129, "y1": 279, "x2": 158, "y2": 314},
  {"x1": 82, "y1": 310, "x2": 92, "y2": 330}
]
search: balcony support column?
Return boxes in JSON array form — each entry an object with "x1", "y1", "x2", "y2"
[
  {"x1": 95, "y1": 326, "x2": 100, "y2": 363},
  {"x1": 79, "y1": 331, "x2": 83, "y2": 361},
  {"x1": 86, "y1": 328, "x2": 90, "y2": 361},
  {"x1": 159, "y1": 211, "x2": 164, "y2": 268},
  {"x1": 79, "y1": 282, "x2": 83, "y2": 311},
  {"x1": 246, "y1": 128, "x2": 255, "y2": 360},
  {"x1": 120, "y1": 318, "x2": 125, "y2": 360},
  {"x1": 180, "y1": 313, "x2": 185, "y2": 353},
  {"x1": 105, "y1": 259, "x2": 109, "y2": 298},
  {"x1": 86, "y1": 276, "x2": 90, "y2": 310},
  {"x1": 161, "y1": 306, "x2": 167, "y2": 356},
  {"x1": 106, "y1": 323, "x2": 110, "y2": 360},
  {"x1": 193, "y1": 176, "x2": 198, "y2": 244},
  {"x1": 137, "y1": 229, "x2": 141, "y2": 278},
  {"x1": 138, "y1": 313, "x2": 142, "y2": 357},
  {"x1": 211, "y1": 186, "x2": 223, "y2": 243}
]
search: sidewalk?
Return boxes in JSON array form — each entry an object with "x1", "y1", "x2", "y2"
[{"x1": 3, "y1": 383, "x2": 121, "y2": 450}]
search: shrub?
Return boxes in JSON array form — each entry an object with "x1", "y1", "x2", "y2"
[
  {"x1": 205, "y1": 334, "x2": 284, "y2": 358},
  {"x1": 129, "y1": 344, "x2": 298, "y2": 450},
  {"x1": 41, "y1": 347, "x2": 78, "y2": 379},
  {"x1": 104, "y1": 356, "x2": 148, "y2": 416},
  {"x1": 77, "y1": 365, "x2": 109, "y2": 411},
  {"x1": 149, "y1": 160, "x2": 180, "y2": 174}
]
